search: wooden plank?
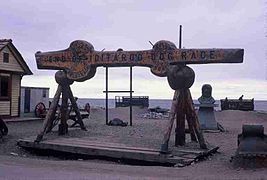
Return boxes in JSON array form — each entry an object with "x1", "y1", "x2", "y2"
[
  {"x1": 35, "y1": 85, "x2": 62, "y2": 142},
  {"x1": 22, "y1": 137, "x2": 197, "y2": 160},
  {"x1": 185, "y1": 89, "x2": 207, "y2": 149},
  {"x1": 18, "y1": 140, "x2": 168, "y2": 163},
  {"x1": 67, "y1": 86, "x2": 86, "y2": 130},
  {"x1": 35, "y1": 40, "x2": 244, "y2": 81},
  {"x1": 174, "y1": 149, "x2": 208, "y2": 154},
  {"x1": 18, "y1": 138, "x2": 200, "y2": 164},
  {"x1": 167, "y1": 156, "x2": 194, "y2": 165},
  {"x1": 103, "y1": 91, "x2": 134, "y2": 93},
  {"x1": 11, "y1": 74, "x2": 20, "y2": 116},
  {"x1": 180, "y1": 154, "x2": 200, "y2": 159},
  {"x1": 58, "y1": 85, "x2": 68, "y2": 135},
  {"x1": 160, "y1": 90, "x2": 180, "y2": 153},
  {"x1": 50, "y1": 138, "x2": 161, "y2": 153},
  {"x1": 175, "y1": 90, "x2": 186, "y2": 146},
  {"x1": 20, "y1": 137, "x2": 161, "y2": 154},
  {"x1": 18, "y1": 135, "x2": 218, "y2": 166},
  {"x1": 21, "y1": 136, "x2": 162, "y2": 153}
]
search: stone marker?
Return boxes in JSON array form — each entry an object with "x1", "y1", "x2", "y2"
[{"x1": 196, "y1": 84, "x2": 218, "y2": 130}]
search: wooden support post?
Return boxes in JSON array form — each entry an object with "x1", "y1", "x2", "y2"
[
  {"x1": 129, "y1": 66, "x2": 133, "y2": 126},
  {"x1": 105, "y1": 67, "x2": 109, "y2": 125},
  {"x1": 186, "y1": 114, "x2": 198, "y2": 142},
  {"x1": 35, "y1": 71, "x2": 87, "y2": 142},
  {"x1": 160, "y1": 90, "x2": 180, "y2": 153},
  {"x1": 185, "y1": 89, "x2": 207, "y2": 149},
  {"x1": 161, "y1": 64, "x2": 208, "y2": 152},
  {"x1": 66, "y1": 85, "x2": 87, "y2": 130},
  {"x1": 35, "y1": 85, "x2": 62, "y2": 142},
  {"x1": 160, "y1": 88, "x2": 207, "y2": 152},
  {"x1": 184, "y1": 89, "x2": 197, "y2": 142},
  {"x1": 58, "y1": 85, "x2": 68, "y2": 135},
  {"x1": 175, "y1": 89, "x2": 186, "y2": 146}
]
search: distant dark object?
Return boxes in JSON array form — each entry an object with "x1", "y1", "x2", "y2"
[
  {"x1": 232, "y1": 124, "x2": 267, "y2": 168},
  {"x1": 108, "y1": 118, "x2": 128, "y2": 127},
  {"x1": 198, "y1": 84, "x2": 215, "y2": 104},
  {"x1": 220, "y1": 96, "x2": 254, "y2": 111},
  {"x1": 84, "y1": 103, "x2": 91, "y2": 113},
  {"x1": 0, "y1": 117, "x2": 8, "y2": 138},
  {"x1": 167, "y1": 65, "x2": 195, "y2": 90},
  {"x1": 35, "y1": 102, "x2": 47, "y2": 118},
  {"x1": 196, "y1": 84, "x2": 219, "y2": 130},
  {"x1": 115, "y1": 96, "x2": 149, "y2": 108},
  {"x1": 149, "y1": 107, "x2": 169, "y2": 114}
]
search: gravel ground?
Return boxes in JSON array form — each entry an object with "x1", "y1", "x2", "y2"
[
  {"x1": 0, "y1": 107, "x2": 170, "y2": 158},
  {"x1": 1, "y1": 107, "x2": 267, "y2": 179}
]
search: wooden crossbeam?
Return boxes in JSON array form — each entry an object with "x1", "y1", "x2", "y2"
[{"x1": 35, "y1": 40, "x2": 244, "y2": 81}]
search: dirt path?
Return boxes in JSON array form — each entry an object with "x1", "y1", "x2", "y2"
[
  {"x1": 0, "y1": 153, "x2": 266, "y2": 180},
  {"x1": 1, "y1": 108, "x2": 267, "y2": 179}
]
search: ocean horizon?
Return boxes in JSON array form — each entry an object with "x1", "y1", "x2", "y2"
[{"x1": 62, "y1": 98, "x2": 267, "y2": 112}]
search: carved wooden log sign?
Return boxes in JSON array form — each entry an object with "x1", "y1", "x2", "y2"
[{"x1": 35, "y1": 40, "x2": 244, "y2": 81}]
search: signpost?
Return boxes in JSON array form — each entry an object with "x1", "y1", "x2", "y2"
[
  {"x1": 36, "y1": 40, "x2": 243, "y2": 81},
  {"x1": 35, "y1": 39, "x2": 244, "y2": 152}
]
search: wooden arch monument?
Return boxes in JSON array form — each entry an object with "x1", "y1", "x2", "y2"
[{"x1": 35, "y1": 39, "x2": 244, "y2": 153}]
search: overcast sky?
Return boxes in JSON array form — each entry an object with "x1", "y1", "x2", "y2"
[{"x1": 1, "y1": 0, "x2": 266, "y2": 100}]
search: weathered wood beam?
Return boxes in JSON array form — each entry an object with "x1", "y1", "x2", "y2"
[
  {"x1": 35, "y1": 85, "x2": 62, "y2": 142},
  {"x1": 35, "y1": 40, "x2": 244, "y2": 81},
  {"x1": 175, "y1": 89, "x2": 186, "y2": 146},
  {"x1": 185, "y1": 89, "x2": 207, "y2": 149},
  {"x1": 184, "y1": 89, "x2": 197, "y2": 142},
  {"x1": 58, "y1": 85, "x2": 69, "y2": 135},
  {"x1": 186, "y1": 115, "x2": 198, "y2": 142},
  {"x1": 160, "y1": 90, "x2": 180, "y2": 153},
  {"x1": 66, "y1": 85, "x2": 87, "y2": 130}
]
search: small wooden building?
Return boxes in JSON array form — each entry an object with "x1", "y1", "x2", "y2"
[
  {"x1": 0, "y1": 39, "x2": 32, "y2": 118},
  {"x1": 20, "y1": 86, "x2": 49, "y2": 114}
]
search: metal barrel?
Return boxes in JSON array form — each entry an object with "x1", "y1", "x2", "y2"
[{"x1": 242, "y1": 124, "x2": 264, "y2": 138}]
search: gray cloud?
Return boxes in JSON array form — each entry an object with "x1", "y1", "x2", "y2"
[{"x1": 0, "y1": 0, "x2": 266, "y2": 98}]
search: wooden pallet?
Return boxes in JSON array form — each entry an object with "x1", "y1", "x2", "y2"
[{"x1": 18, "y1": 136, "x2": 218, "y2": 166}]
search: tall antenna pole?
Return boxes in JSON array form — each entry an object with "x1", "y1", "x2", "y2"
[
  {"x1": 175, "y1": 24, "x2": 183, "y2": 146},
  {"x1": 105, "y1": 67, "x2": 108, "y2": 125},
  {"x1": 179, "y1": 25, "x2": 182, "y2": 49}
]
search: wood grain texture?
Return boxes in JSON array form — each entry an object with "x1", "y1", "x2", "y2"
[
  {"x1": 35, "y1": 85, "x2": 62, "y2": 142},
  {"x1": 35, "y1": 40, "x2": 244, "y2": 81},
  {"x1": 11, "y1": 74, "x2": 20, "y2": 116},
  {"x1": 66, "y1": 85, "x2": 86, "y2": 130},
  {"x1": 18, "y1": 136, "x2": 218, "y2": 166},
  {"x1": 160, "y1": 90, "x2": 180, "y2": 153}
]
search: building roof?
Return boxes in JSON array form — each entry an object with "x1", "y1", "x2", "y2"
[
  {"x1": 21, "y1": 86, "x2": 50, "y2": 90},
  {"x1": 0, "y1": 39, "x2": 33, "y2": 75},
  {"x1": 0, "y1": 39, "x2": 11, "y2": 50}
]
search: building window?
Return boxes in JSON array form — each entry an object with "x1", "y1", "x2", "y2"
[
  {"x1": 0, "y1": 76, "x2": 10, "y2": 99},
  {"x1": 42, "y1": 89, "x2": 46, "y2": 98},
  {"x1": 3, "y1": 53, "x2": 9, "y2": 63}
]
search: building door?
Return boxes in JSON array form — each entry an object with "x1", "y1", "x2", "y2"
[{"x1": 24, "y1": 88, "x2": 31, "y2": 113}]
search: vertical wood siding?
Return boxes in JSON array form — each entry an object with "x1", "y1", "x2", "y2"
[{"x1": 11, "y1": 74, "x2": 20, "y2": 116}]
